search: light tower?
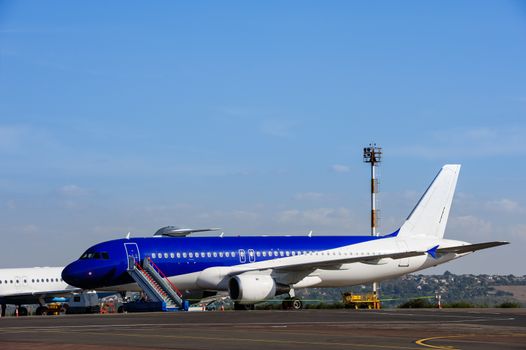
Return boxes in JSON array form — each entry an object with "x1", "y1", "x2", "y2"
[{"x1": 363, "y1": 143, "x2": 382, "y2": 299}]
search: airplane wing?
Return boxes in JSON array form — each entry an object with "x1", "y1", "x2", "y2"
[
  {"x1": 2, "y1": 287, "x2": 81, "y2": 298},
  {"x1": 227, "y1": 241, "x2": 509, "y2": 276},
  {"x1": 435, "y1": 241, "x2": 509, "y2": 255},
  {"x1": 228, "y1": 249, "x2": 432, "y2": 275}
]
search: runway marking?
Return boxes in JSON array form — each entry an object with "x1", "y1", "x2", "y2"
[
  {"x1": 415, "y1": 333, "x2": 526, "y2": 350},
  {"x1": 1, "y1": 328, "x2": 421, "y2": 350},
  {"x1": 0, "y1": 315, "x2": 515, "y2": 331},
  {"x1": 415, "y1": 335, "x2": 468, "y2": 350}
]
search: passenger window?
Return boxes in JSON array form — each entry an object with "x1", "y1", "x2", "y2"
[
  {"x1": 262, "y1": 251, "x2": 267, "y2": 257},
  {"x1": 164, "y1": 253, "x2": 168, "y2": 258},
  {"x1": 102, "y1": 252, "x2": 109, "y2": 260},
  {"x1": 158, "y1": 253, "x2": 162, "y2": 259},
  {"x1": 195, "y1": 252, "x2": 199, "y2": 258},
  {"x1": 152, "y1": 253, "x2": 157, "y2": 258},
  {"x1": 213, "y1": 252, "x2": 217, "y2": 257},
  {"x1": 225, "y1": 252, "x2": 230, "y2": 257},
  {"x1": 207, "y1": 252, "x2": 211, "y2": 258},
  {"x1": 189, "y1": 252, "x2": 193, "y2": 258},
  {"x1": 219, "y1": 252, "x2": 224, "y2": 257},
  {"x1": 183, "y1": 252, "x2": 187, "y2": 258},
  {"x1": 176, "y1": 253, "x2": 181, "y2": 258},
  {"x1": 170, "y1": 253, "x2": 175, "y2": 258},
  {"x1": 200, "y1": 252, "x2": 205, "y2": 258},
  {"x1": 274, "y1": 251, "x2": 278, "y2": 257},
  {"x1": 231, "y1": 252, "x2": 236, "y2": 257}
]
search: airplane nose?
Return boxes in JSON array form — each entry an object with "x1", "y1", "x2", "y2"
[
  {"x1": 62, "y1": 262, "x2": 84, "y2": 288},
  {"x1": 62, "y1": 260, "x2": 118, "y2": 289}
]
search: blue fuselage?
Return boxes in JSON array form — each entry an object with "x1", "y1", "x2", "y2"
[{"x1": 62, "y1": 235, "x2": 383, "y2": 290}]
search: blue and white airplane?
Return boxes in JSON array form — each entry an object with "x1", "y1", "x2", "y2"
[{"x1": 62, "y1": 165, "x2": 508, "y2": 309}]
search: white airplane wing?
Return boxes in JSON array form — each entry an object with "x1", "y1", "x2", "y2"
[
  {"x1": 435, "y1": 241, "x2": 509, "y2": 255},
  {"x1": 228, "y1": 249, "x2": 433, "y2": 275},
  {"x1": 2, "y1": 287, "x2": 81, "y2": 298},
  {"x1": 227, "y1": 241, "x2": 509, "y2": 276}
]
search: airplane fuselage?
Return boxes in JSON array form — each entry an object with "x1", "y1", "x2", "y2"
[{"x1": 62, "y1": 235, "x2": 465, "y2": 293}]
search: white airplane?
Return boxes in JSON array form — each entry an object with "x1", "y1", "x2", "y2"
[
  {"x1": 0, "y1": 266, "x2": 79, "y2": 316},
  {"x1": 62, "y1": 164, "x2": 509, "y2": 310}
]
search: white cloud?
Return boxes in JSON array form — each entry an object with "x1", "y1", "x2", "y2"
[
  {"x1": 485, "y1": 198, "x2": 525, "y2": 214},
  {"x1": 391, "y1": 126, "x2": 526, "y2": 158},
  {"x1": 58, "y1": 185, "x2": 89, "y2": 197},
  {"x1": 259, "y1": 120, "x2": 296, "y2": 138},
  {"x1": 511, "y1": 224, "x2": 526, "y2": 241},
  {"x1": 294, "y1": 192, "x2": 325, "y2": 200},
  {"x1": 197, "y1": 210, "x2": 261, "y2": 222},
  {"x1": 449, "y1": 215, "x2": 493, "y2": 239},
  {"x1": 0, "y1": 125, "x2": 25, "y2": 151},
  {"x1": 331, "y1": 164, "x2": 350, "y2": 173},
  {"x1": 277, "y1": 207, "x2": 353, "y2": 230}
]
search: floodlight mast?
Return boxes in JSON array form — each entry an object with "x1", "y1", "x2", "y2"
[{"x1": 363, "y1": 143, "x2": 382, "y2": 298}]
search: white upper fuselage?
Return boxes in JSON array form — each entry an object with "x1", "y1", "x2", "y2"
[{"x1": 0, "y1": 267, "x2": 75, "y2": 298}]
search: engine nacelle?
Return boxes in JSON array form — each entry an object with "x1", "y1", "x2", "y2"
[{"x1": 228, "y1": 274, "x2": 280, "y2": 304}]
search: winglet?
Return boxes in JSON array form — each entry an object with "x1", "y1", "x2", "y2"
[{"x1": 427, "y1": 245, "x2": 440, "y2": 259}]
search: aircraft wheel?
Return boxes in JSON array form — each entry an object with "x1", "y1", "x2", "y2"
[
  {"x1": 18, "y1": 306, "x2": 28, "y2": 316},
  {"x1": 36, "y1": 306, "x2": 49, "y2": 316},
  {"x1": 291, "y1": 298, "x2": 303, "y2": 310}
]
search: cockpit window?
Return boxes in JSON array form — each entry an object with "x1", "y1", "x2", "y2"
[{"x1": 80, "y1": 251, "x2": 110, "y2": 260}]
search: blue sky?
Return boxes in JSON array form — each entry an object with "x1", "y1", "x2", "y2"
[{"x1": 0, "y1": 1, "x2": 525, "y2": 274}]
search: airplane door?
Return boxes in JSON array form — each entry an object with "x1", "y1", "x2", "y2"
[
  {"x1": 248, "y1": 249, "x2": 255, "y2": 263},
  {"x1": 238, "y1": 249, "x2": 246, "y2": 263},
  {"x1": 124, "y1": 243, "x2": 141, "y2": 269},
  {"x1": 14, "y1": 275, "x2": 28, "y2": 292},
  {"x1": 396, "y1": 241, "x2": 410, "y2": 267}
]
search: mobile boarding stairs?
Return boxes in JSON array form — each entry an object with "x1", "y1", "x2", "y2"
[{"x1": 127, "y1": 256, "x2": 187, "y2": 311}]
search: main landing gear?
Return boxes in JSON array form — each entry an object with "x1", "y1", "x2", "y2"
[
  {"x1": 281, "y1": 287, "x2": 303, "y2": 310},
  {"x1": 16, "y1": 305, "x2": 28, "y2": 316},
  {"x1": 36, "y1": 305, "x2": 49, "y2": 316},
  {"x1": 281, "y1": 297, "x2": 303, "y2": 310}
]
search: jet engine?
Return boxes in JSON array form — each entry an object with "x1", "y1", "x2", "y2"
[{"x1": 229, "y1": 274, "x2": 288, "y2": 304}]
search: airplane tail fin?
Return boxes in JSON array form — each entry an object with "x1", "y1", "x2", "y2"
[{"x1": 397, "y1": 164, "x2": 461, "y2": 239}]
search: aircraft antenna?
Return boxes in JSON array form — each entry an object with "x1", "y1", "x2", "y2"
[{"x1": 363, "y1": 142, "x2": 382, "y2": 299}]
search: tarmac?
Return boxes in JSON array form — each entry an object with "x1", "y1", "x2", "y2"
[{"x1": 0, "y1": 308, "x2": 525, "y2": 350}]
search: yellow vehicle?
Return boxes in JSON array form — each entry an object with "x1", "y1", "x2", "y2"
[
  {"x1": 342, "y1": 292, "x2": 381, "y2": 309},
  {"x1": 44, "y1": 303, "x2": 65, "y2": 315}
]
